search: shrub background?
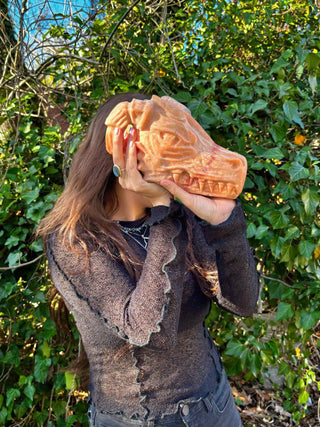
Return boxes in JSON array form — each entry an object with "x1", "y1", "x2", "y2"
[{"x1": 0, "y1": 1, "x2": 319, "y2": 425}]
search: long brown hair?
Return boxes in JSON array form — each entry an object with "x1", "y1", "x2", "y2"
[
  {"x1": 37, "y1": 92, "x2": 150, "y2": 271},
  {"x1": 37, "y1": 92, "x2": 218, "y2": 388},
  {"x1": 37, "y1": 93, "x2": 151, "y2": 387}
]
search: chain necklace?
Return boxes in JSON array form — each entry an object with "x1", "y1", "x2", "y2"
[{"x1": 118, "y1": 222, "x2": 150, "y2": 251}]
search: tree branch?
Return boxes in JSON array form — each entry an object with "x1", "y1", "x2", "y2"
[
  {"x1": 0, "y1": 254, "x2": 44, "y2": 271},
  {"x1": 99, "y1": 0, "x2": 142, "y2": 62},
  {"x1": 261, "y1": 274, "x2": 296, "y2": 288},
  {"x1": 33, "y1": 53, "x2": 100, "y2": 77}
]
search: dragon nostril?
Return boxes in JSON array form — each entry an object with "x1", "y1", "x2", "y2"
[{"x1": 231, "y1": 160, "x2": 241, "y2": 170}]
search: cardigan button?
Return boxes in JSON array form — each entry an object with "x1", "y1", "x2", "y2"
[{"x1": 181, "y1": 404, "x2": 190, "y2": 416}]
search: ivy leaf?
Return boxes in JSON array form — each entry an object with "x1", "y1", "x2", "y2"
[
  {"x1": 174, "y1": 91, "x2": 192, "y2": 103},
  {"x1": 268, "y1": 281, "x2": 286, "y2": 300},
  {"x1": 300, "y1": 310, "x2": 320, "y2": 330},
  {"x1": 41, "y1": 318, "x2": 56, "y2": 339},
  {"x1": 269, "y1": 124, "x2": 287, "y2": 142},
  {"x1": 285, "y1": 371, "x2": 297, "y2": 389},
  {"x1": 66, "y1": 415, "x2": 77, "y2": 426},
  {"x1": 224, "y1": 340, "x2": 244, "y2": 357},
  {"x1": 0, "y1": 408, "x2": 7, "y2": 425},
  {"x1": 301, "y1": 188, "x2": 320, "y2": 216},
  {"x1": 278, "y1": 361, "x2": 290, "y2": 375},
  {"x1": 271, "y1": 58, "x2": 290, "y2": 73},
  {"x1": 65, "y1": 371, "x2": 75, "y2": 390},
  {"x1": 288, "y1": 162, "x2": 310, "y2": 181},
  {"x1": 29, "y1": 239, "x2": 43, "y2": 252},
  {"x1": 38, "y1": 146, "x2": 55, "y2": 167},
  {"x1": 244, "y1": 176, "x2": 255, "y2": 189},
  {"x1": 270, "y1": 235, "x2": 285, "y2": 258},
  {"x1": 283, "y1": 100, "x2": 304, "y2": 128},
  {"x1": 1, "y1": 347, "x2": 20, "y2": 366},
  {"x1": 284, "y1": 226, "x2": 300, "y2": 241},
  {"x1": 298, "y1": 240, "x2": 315, "y2": 258},
  {"x1": 240, "y1": 347, "x2": 252, "y2": 370},
  {"x1": 261, "y1": 147, "x2": 285, "y2": 160},
  {"x1": 276, "y1": 302, "x2": 294, "y2": 321},
  {"x1": 42, "y1": 341, "x2": 51, "y2": 358},
  {"x1": 280, "y1": 241, "x2": 297, "y2": 264},
  {"x1": 6, "y1": 388, "x2": 21, "y2": 407},
  {"x1": 250, "y1": 353, "x2": 262, "y2": 377},
  {"x1": 7, "y1": 251, "x2": 23, "y2": 268},
  {"x1": 298, "y1": 391, "x2": 310, "y2": 405},
  {"x1": 52, "y1": 400, "x2": 67, "y2": 417},
  {"x1": 5, "y1": 235, "x2": 20, "y2": 249},
  {"x1": 200, "y1": 113, "x2": 217, "y2": 127},
  {"x1": 246, "y1": 223, "x2": 256, "y2": 239},
  {"x1": 188, "y1": 100, "x2": 207, "y2": 118},
  {"x1": 25, "y1": 201, "x2": 46, "y2": 222},
  {"x1": 267, "y1": 210, "x2": 290, "y2": 229},
  {"x1": 305, "y1": 52, "x2": 320, "y2": 72},
  {"x1": 255, "y1": 224, "x2": 269, "y2": 239},
  {"x1": 249, "y1": 99, "x2": 268, "y2": 115},
  {"x1": 23, "y1": 384, "x2": 35, "y2": 401},
  {"x1": 271, "y1": 50, "x2": 293, "y2": 73},
  {"x1": 309, "y1": 75, "x2": 317, "y2": 95},
  {"x1": 21, "y1": 188, "x2": 40, "y2": 203},
  {"x1": 279, "y1": 82, "x2": 292, "y2": 98},
  {"x1": 34, "y1": 355, "x2": 51, "y2": 383}
]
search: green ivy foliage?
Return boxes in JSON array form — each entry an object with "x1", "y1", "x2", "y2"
[{"x1": 0, "y1": 0, "x2": 319, "y2": 425}]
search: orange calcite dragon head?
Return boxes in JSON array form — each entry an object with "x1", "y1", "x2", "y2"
[{"x1": 105, "y1": 95, "x2": 247, "y2": 199}]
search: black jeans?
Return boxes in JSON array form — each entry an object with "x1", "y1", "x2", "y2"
[{"x1": 88, "y1": 370, "x2": 242, "y2": 427}]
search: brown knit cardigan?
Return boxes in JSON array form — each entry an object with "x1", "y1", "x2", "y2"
[{"x1": 46, "y1": 200, "x2": 259, "y2": 421}]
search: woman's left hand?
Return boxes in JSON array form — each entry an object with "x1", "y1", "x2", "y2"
[
  {"x1": 113, "y1": 127, "x2": 171, "y2": 207},
  {"x1": 160, "y1": 179, "x2": 236, "y2": 225}
]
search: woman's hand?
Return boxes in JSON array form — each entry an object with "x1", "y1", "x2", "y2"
[
  {"x1": 112, "y1": 127, "x2": 171, "y2": 207},
  {"x1": 160, "y1": 179, "x2": 236, "y2": 225}
]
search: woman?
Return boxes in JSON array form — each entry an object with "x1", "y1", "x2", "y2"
[{"x1": 37, "y1": 92, "x2": 259, "y2": 426}]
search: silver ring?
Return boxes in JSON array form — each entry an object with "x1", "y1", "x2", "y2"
[{"x1": 113, "y1": 164, "x2": 125, "y2": 177}]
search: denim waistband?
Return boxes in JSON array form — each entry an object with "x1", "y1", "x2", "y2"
[{"x1": 88, "y1": 369, "x2": 233, "y2": 427}]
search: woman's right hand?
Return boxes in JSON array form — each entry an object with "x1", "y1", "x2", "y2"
[{"x1": 112, "y1": 127, "x2": 171, "y2": 207}]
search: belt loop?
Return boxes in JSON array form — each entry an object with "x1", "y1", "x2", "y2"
[
  {"x1": 87, "y1": 406, "x2": 95, "y2": 426},
  {"x1": 203, "y1": 395, "x2": 214, "y2": 413}
]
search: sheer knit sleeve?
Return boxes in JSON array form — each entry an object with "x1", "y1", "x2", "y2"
[
  {"x1": 189, "y1": 200, "x2": 259, "y2": 317},
  {"x1": 47, "y1": 215, "x2": 186, "y2": 350}
]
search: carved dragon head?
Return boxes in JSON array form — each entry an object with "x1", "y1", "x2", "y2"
[{"x1": 105, "y1": 95, "x2": 247, "y2": 199}]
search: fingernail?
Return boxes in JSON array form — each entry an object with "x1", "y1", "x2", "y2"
[
  {"x1": 161, "y1": 180, "x2": 169, "y2": 187},
  {"x1": 129, "y1": 126, "x2": 135, "y2": 135},
  {"x1": 114, "y1": 127, "x2": 120, "y2": 135}
]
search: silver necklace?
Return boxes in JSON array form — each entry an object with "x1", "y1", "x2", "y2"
[{"x1": 118, "y1": 222, "x2": 150, "y2": 251}]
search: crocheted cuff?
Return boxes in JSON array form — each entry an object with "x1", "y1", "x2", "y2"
[
  {"x1": 199, "y1": 200, "x2": 247, "y2": 243},
  {"x1": 145, "y1": 199, "x2": 183, "y2": 226}
]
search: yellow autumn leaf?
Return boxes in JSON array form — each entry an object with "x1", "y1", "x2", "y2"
[
  {"x1": 314, "y1": 247, "x2": 320, "y2": 259},
  {"x1": 294, "y1": 134, "x2": 306, "y2": 145}
]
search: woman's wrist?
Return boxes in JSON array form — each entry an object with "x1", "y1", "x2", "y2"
[
  {"x1": 199, "y1": 198, "x2": 235, "y2": 225},
  {"x1": 205, "y1": 199, "x2": 236, "y2": 225},
  {"x1": 151, "y1": 195, "x2": 171, "y2": 207}
]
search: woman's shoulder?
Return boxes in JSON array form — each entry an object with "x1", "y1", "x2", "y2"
[
  {"x1": 47, "y1": 228, "x2": 109, "y2": 261},
  {"x1": 46, "y1": 229, "x2": 121, "y2": 282}
]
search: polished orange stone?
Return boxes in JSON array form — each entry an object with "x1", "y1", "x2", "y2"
[{"x1": 105, "y1": 95, "x2": 247, "y2": 199}]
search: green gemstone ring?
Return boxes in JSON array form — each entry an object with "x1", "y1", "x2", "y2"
[{"x1": 113, "y1": 164, "x2": 123, "y2": 177}]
